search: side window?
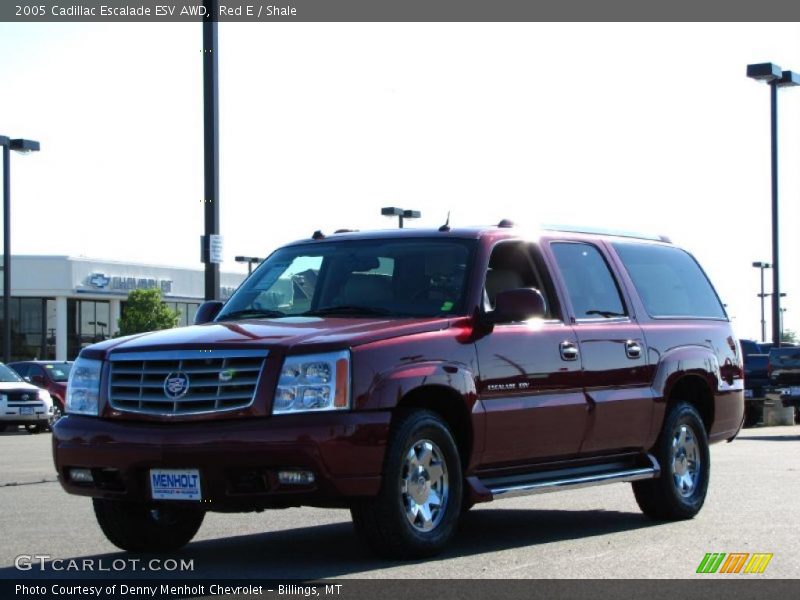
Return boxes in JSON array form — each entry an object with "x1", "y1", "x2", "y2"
[
  {"x1": 551, "y1": 242, "x2": 627, "y2": 320},
  {"x1": 612, "y1": 242, "x2": 726, "y2": 319},
  {"x1": 484, "y1": 242, "x2": 557, "y2": 319}
]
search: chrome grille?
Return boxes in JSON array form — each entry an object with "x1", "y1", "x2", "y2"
[{"x1": 108, "y1": 349, "x2": 268, "y2": 415}]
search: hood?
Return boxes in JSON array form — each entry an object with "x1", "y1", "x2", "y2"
[
  {"x1": 83, "y1": 316, "x2": 456, "y2": 358},
  {"x1": 0, "y1": 381, "x2": 41, "y2": 392}
]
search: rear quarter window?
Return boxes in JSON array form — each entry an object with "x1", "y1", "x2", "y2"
[{"x1": 612, "y1": 242, "x2": 726, "y2": 320}]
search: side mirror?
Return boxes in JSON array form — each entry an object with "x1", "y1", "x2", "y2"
[
  {"x1": 491, "y1": 288, "x2": 546, "y2": 323},
  {"x1": 194, "y1": 301, "x2": 224, "y2": 325},
  {"x1": 23, "y1": 376, "x2": 32, "y2": 383}
]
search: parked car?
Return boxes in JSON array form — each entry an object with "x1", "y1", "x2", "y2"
[
  {"x1": 740, "y1": 339, "x2": 769, "y2": 427},
  {"x1": 0, "y1": 362, "x2": 55, "y2": 434},
  {"x1": 8, "y1": 361, "x2": 72, "y2": 419},
  {"x1": 52, "y1": 224, "x2": 744, "y2": 558},
  {"x1": 765, "y1": 346, "x2": 800, "y2": 423}
]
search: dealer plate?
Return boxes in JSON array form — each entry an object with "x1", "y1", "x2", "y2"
[
  {"x1": 790, "y1": 386, "x2": 800, "y2": 397},
  {"x1": 20, "y1": 407, "x2": 34, "y2": 415},
  {"x1": 149, "y1": 469, "x2": 201, "y2": 501}
]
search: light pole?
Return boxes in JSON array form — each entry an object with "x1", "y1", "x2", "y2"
[
  {"x1": 753, "y1": 261, "x2": 771, "y2": 342},
  {"x1": 381, "y1": 206, "x2": 421, "y2": 229},
  {"x1": 202, "y1": 0, "x2": 221, "y2": 301},
  {"x1": 235, "y1": 255, "x2": 261, "y2": 276},
  {"x1": 780, "y1": 307, "x2": 787, "y2": 341},
  {"x1": 747, "y1": 63, "x2": 800, "y2": 347},
  {"x1": 0, "y1": 136, "x2": 40, "y2": 363}
]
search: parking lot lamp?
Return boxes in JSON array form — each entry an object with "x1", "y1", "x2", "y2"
[
  {"x1": 752, "y1": 261, "x2": 771, "y2": 343},
  {"x1": 381, "y1": 207, "x2": 421, "y2": 229},
  {"x1": 747, "y1": 64, "x2": 800, "y2": 347},
  {"x1": 0, "y1": 136, "x2": 40, "y2": 363}
]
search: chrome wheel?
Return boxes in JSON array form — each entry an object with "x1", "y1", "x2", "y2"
[
  {"x1": 401, "y1": 439, "x2": 449, "y2": 532},
  {"x1": 671, "y1": 424, "x2": 700, "y2": 497}
]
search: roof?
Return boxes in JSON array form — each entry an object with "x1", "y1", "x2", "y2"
[{"x1": 284, "y1": 224, "x2": 672, "y2": 246}]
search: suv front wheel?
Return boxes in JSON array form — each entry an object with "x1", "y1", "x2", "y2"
[
  {"x1": 350, "y1": 409, "x2": 462, "y2": 559},
  {"x1": 633, "y1": 401, "x2": 710, "y2": 520}
]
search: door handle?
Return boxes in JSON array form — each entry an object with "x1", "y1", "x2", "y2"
[
  {"x1": 560, "y1": 341, "x2": 579, "y2": 361},
  {"x1": 625, "y1": 340, "x2": 642, "y2": 359}
]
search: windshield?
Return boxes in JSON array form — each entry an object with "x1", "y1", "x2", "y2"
[
  {"x1": 45, "y1": 363, "x2": 72, "y2": 382},
  {"x1": 217, "y1": 238, "x2": 476, "y2": 320},
  {"x1": 0, "y1": 364, "x2": 24, "y2": 383}
]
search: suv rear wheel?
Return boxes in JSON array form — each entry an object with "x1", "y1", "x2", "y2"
[
  {"x1": 633, "y1": 401, "x2": 710, "y2": 520},
  {"x1": 93, "y1": 498, "x2": 204, "y2": 552},
  {"x1": 350, "y1": 409, "x2": 462, "y2": 559}
]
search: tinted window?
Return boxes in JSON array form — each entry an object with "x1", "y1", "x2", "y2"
[
  {"x1": 551, "y1": 242, "x2": 626, "y2": 319},
  {"x1": 612, "y1": 243, "x2": 726, "y2": 319}
]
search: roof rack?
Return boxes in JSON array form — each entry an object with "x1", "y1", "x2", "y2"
[
  {"x1": 540, "y1": 224, "x2": 671, "y2": 243},
  {"x1": 333, "y1": 228, "x2": 359, "y2": 234}
]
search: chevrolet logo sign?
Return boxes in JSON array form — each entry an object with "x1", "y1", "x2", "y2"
[{"x1": 88, "y1": 273, "x2": 111, "y2": 288}]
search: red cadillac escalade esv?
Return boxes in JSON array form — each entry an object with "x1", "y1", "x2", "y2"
[{"x1": 53, "y1": 224, "x2": 744, "y2": 559}]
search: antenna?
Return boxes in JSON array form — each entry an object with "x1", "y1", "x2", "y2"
[{"x1": 439, "y1": 211, "x2": 451, "y2": 232}]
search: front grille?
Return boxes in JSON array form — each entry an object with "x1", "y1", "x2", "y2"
[
  {"x1": 108, "y1": 349, "x2": 268, "y2": 416},
  {"x1": 4, "y1": 390, "x2": 40, "y2": 403}
]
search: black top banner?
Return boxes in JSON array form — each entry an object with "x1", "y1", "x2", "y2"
[{"x1": 3, "y1": 0, "x2": 800, "y2": 22}]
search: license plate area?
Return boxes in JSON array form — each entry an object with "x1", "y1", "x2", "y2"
[
  {"x1": 790, "y1": 386, "x2": 800, "y2": 397},
  {"x1": 20, "y1": 407, "x2": 34, "y2": 415},
  {"x1": 149, "y1": 469, "x2": 202, "y2": 501},
  {"x1": 744, "y1": 389, "x2": 754, "y2": 399}
]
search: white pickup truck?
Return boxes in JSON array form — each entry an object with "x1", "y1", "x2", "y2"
[{"x1": 0, "y1": 363, "x2": 55, "y2": 434}]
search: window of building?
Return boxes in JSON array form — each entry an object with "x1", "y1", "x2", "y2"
[{"x1": 0, "y1": 297, "x2": 56, "y2": 361}]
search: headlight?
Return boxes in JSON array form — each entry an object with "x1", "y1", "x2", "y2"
[
  {"x1": 274, "y1": 350, "x2": 350, "y2": 414},
  {"x1": 66, "y1": 357, "x2": 103, "y2": 416}
]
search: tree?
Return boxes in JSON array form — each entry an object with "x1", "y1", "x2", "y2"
[
  {"x1": 117, "y1": 289, "x2": 179, "y2": 337},
  {"x1": 782, "y1": 329, "x2": 798, "y2": 345}
]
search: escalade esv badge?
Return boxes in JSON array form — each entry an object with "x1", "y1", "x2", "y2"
[{"x1": 163, "y1": 372, "x2": 190, "y2": 399}]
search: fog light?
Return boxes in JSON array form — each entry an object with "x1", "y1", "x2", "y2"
[
  {"x1": 278, "y1": 470, "x2": 315, "y2": 485},
  {"x1": 69, "y1": 468, "x2": 94, "y2": 484}
]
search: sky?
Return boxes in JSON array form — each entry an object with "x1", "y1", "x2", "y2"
[{"x1": 0, "y1": 22, "x2": 799, "y2": 341}]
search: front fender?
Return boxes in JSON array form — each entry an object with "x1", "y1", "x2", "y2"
[{"x1": 367, "y1": 361, "x2": 479, "y2": 411}]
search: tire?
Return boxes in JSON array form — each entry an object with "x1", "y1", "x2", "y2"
[
  {"x1": 0, "y1": 425, "x2": 9, "y2": 433},
  {"x1": 350, "y1": 409, "x2": 462, "y2": 559},
  {"x1": 633, "y1": 401, "x2": 710, "y2": 520},
  {"x1": 93, "y1": 498, "x2": 204, "y2": 553},
  {"x1": 25, "y1": 424, "x2": 46, "y2": 434}
]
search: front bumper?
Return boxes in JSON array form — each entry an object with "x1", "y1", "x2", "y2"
[
  {"x1": 766, "y1": 387, "x2": 800, "y2": 408},
  {"x1": 52, "y1": 412, "x2": 391, "y2": 511},
  {"x1": 1, "y1": 405, "x2": 52, "y2": 426}
]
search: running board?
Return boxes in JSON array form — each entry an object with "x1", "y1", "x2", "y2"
[{"x1": 483, "y1": 454, "x2": 660, "y2": 500}]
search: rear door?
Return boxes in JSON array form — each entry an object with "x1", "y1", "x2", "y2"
[
  {"x1": 547, "y1": 240, "x2": 653, "y2": 454},
  {"x1": 476, "y1": 241, "x2": 588, "y2": 466}
]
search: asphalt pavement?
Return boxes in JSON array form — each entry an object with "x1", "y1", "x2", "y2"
[{"x1": 0, "y1": 424, "x2": 798, "y2": 579}]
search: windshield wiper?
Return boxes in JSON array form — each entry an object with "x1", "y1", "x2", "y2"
[
  {"x1": 303, "y1": 305, "x2": 397, "y2": 317},
  {"x1": 217, "y1": 308, "x2": 287, "y2": 321},
  {"x1": 585, "y1": 310, "x2": 627, "y2": 318}
]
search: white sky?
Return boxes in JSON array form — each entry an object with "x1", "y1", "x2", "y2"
[{"x1": 0, "y1": 22, "x2": 799, "y2": 341}]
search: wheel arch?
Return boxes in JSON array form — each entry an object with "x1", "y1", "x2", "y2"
[{"x1": 395, "y1": 384, "x2": 475, "y2": 470}]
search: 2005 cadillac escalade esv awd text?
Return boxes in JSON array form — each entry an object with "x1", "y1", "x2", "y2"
[{"x1": 53, "y1": 224, "x2": 744, "y2": 559}]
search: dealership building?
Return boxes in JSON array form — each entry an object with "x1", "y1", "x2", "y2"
[{"x1": 3, "y1": 256, "x2": 246, "y2": 362}]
